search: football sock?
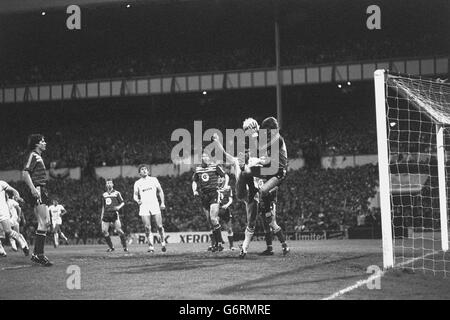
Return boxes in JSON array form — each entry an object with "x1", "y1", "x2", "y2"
[
  {"x1": 34, "y1": 230, "x2": 46, "y2": 255},
  {"x1": 265, "y1": 231, "x2": 273, "y2": 247},
  {"x1": 60, "y1": 232, "x2": 68, "y2": 242},
  {"x1": 242, "y1": 227, "x2": 254, "y2": 253},
  {"x1": 145, "y1": 232, "x2": 154, "y2": 247},
  {"x1": 158, "y1": 227, "x2": 166, "y2": 245},
  {"x1": 11, "y1": 232, "x2": 27, "y2": 249},
  {"x1": 274, "y1": 229, "x2": 286, "y2": 244},
  {"x1": 105, "y1": 235, "x2": 113, "y2": 249},
  {"x1": 228, "y1": 235, "x2": 234, "y2": 248},
  {"x1": 119, "y1": 234, "x2": 127, "y2": 248},
  {"x1": 54, "y1": 232, "x2": 59, "y2": 246},
  {"x1": 210, "y1": 232, "x2": 216, "y2": 247},
  {"x1": 214, "y1": 227, "x2": 223, "y2": 245},
  {"x1": 10, "y1": 238, "x2": 17, "y2": 250}
]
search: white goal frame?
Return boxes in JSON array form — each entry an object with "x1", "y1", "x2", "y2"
[{"x1": 374, "y1": 69, "x2": 449, "y2": 270}]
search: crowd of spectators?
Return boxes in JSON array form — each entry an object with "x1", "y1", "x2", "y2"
[
  {"x1": 1, "y1": 33, "x2": 445, "y2": 87},
  {"x1": 8, "y1": 164, "x2": 380, "y2": 242},
  {"x1": 0, "y1": 84, "x2": 378, "y2": 171}
]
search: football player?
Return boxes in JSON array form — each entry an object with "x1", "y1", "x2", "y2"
[
  {"x1": 100, "y1": 179, "x2": 128, "y2": 252},
  {"x1": 192, "y1": 152, "x2": 227, "y2": 252},
  {"x1": 133, "y1": 164, "x2": 167, "y2": 253}
]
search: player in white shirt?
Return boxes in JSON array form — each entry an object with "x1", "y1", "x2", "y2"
[
  {"x1": 0, "y1": 181, "x2": 29, "y2": 257},
  {"x1": 133, "y1": 164, "x2": 167, "y2": 253},
  {"x1": 6, "y1": 190, "x2": 26, "y2": 252},
  {"x1": 48, "y1": 199, "x2": 69, "y2": 248}
]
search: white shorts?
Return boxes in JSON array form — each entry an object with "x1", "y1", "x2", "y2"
[
  {"x1": 139, "y1": 204, "x2": 161, "y2": 217},
  {"x1": 0, "y1": 211, "x2": 10, "y2": 223},
  {"x1": 52, "y1": 219, "x2": 62, "y2": 228}
]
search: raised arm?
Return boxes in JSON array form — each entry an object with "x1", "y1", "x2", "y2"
[{"x1": 212, "y1": 133, "x2": 241, "y2": 174}]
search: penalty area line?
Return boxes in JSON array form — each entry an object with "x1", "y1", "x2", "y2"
[
  {"x1": 321, "y1": 250, "x2": 439, "y2": 300},
  {"x1": 1, "y1": 265, "x2": 33, "y2": 271}
]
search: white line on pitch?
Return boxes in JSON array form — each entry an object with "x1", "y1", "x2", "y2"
[
  {"x1": 321, "y1": 250, "x2": 439, "y2": 300},
  {"x1": 1, "y1": 265, "x2": 33, "y2": 271}
]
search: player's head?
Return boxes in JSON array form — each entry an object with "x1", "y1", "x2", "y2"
[
  {"x1": 27, "y1": 133, "x2": 46, "y2": 152},
  {"x1": 138, "y1": 164, "x2": 149, "y2": 177},
  {"x1": 52, "y1": 199, "x2": 58, "y2": 206},
  {"x1": 242, "y1": 117, "x2": 259, "y2": 138},
  {"x1": 201, "y1": 152, "x2": 211, "y2": 166},
  {"x1": 260, "y1": 117, "x2": 279, "y2": 131},
  {"x1": 260, "y1": 117, "x2": 279, "y2": 140},
  {"x1": 105, "y1": 179, "x2": 114, "y2": 191}
]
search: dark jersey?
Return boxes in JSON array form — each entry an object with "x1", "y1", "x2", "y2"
[
  {"x1": 23, "y1": 151, "x2": 48, "y2": 186},
  {"x1": 193, "y1": 164, "x2": 225, "y2": 194},
  {"x1": 220, "y1": 188, "x2": 233, "y2": 206},
  {"x1": 262, "y1": 134, "x2": 288, "y2": 171},
  {"x1": 102, "y1": 190, "x2": 124, "y2": 212},
  {"x1": 244, "y1": 133, "x2": 287, "y2": 170}
]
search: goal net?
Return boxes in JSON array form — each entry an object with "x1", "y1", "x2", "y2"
[{"x1": 374, "y1": 70, "x2": 450, "y2": 276}]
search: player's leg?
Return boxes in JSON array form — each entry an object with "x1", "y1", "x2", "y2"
[
  {"x1": 202, "y1": 207, "x2": 215, "y2": 251},
  {"x1": 235, "y1": 171, "x2": 253, "y2": 201},
  {"x1": 58, "y1": 225, "x2": 69, "y2": 244},
  {"x1": 141, "y1": 215, "x2": 154, "y2": 252},
  {"x1": 32, "y1": 201, "x2": 52, "y2": 264},
  {"x1": 102, "y1": 221, "x2": 114, "y2": 252},
  {"x1": 258, "y1": 197, "x2": 274, "y2": 256},
  {"x1": 10, "y1": 222, "x2": 23, "y2": 252},
  {"x1": 9, "y1": 222, "x2": 18, "y2": 252},
  {"x1": 217, "y1": 208, "x2": 226, "y2": 247},
  {"x1": 255, "y1": 176, "x2": 281, "y2": 202},
  {"x1": 15, "y1": 222, "x2": 29, "y2": 252},
  {"x1": 114, "y1": 218, "x2": 128, "y2": 252},
  {"x1": 0, "y1": 224, "x2": 6, "y2": 257},
  {"x1": 53, "y1": 223, "x2": 60, "y2": 248},
  {"x1": 1, "y1": 220, "x2": 29, "y2": 256},
  {"x1": 153, "y1": 213, "x2": 166, "y2": 252},
  {"x1": 264, "y1": 191, "x2": 289, "y2": 255},
  {"x1": 209, "y1": 203, "x2": 224, "y2": 251},
  {"x1": 14, "y1": 222, "x2": 29, "y2": 254},
  {"x1": 240, "y1": 199, "x2": 258, "y2": 258},
  {"x1": 224, "y1": 210, "x2": 235, "y2": 250}
]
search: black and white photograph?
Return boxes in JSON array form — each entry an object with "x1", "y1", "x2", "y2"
[{"x1": 0, "y1": 0, "x2": 449, "y2": 306}]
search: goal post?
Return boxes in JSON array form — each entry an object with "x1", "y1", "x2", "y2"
[
  {"x1": 374, "y1": 69, "x2": 450, "y2": 274},
  {"x1": 374, "y1": 69, "x2": 394, "y2": 269},
  {"x1": 436, "y1": 123, "x2": 449, "y2": 252}
]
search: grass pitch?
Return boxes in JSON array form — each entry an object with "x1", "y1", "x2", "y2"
[{"x1": 1, "y1": 240, "x2": 449, "y2": 300}]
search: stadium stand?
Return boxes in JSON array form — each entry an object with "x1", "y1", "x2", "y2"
[{"x1": 7, "y1": 164, "x2": 379, "y2": 243}]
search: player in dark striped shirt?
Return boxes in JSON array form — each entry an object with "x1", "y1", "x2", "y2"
[
  {"x1": 101, "y1": 179, "x2": 128, "y2": 252},
  {"x1": 192, "y1": 152, "x2": 227, "y2": 252},
  {"x1": 22, "y1": 134, "x2": 53, "y2": 266}
]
